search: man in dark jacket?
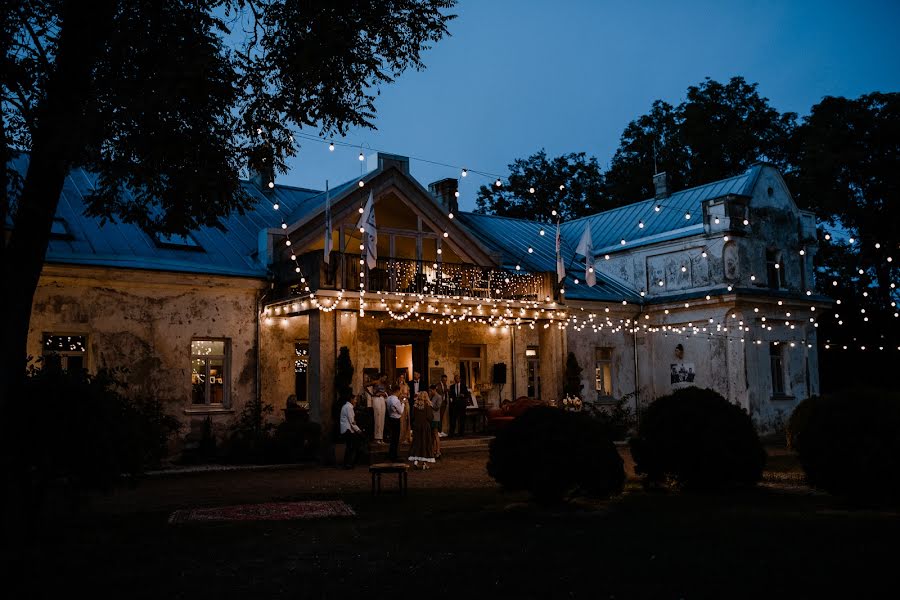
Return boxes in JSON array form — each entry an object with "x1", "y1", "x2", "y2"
[{"x1": 447, "y1": 373, "x2": 469, "y2": 437}]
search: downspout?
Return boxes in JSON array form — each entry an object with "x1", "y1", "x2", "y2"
[{"x1": 632, "y1": 303, "x2": 644, "y2": 427}]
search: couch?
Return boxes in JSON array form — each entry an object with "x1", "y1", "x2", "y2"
[{"x1": 487, "y1": 397, "x2": 546, "y2": 432}]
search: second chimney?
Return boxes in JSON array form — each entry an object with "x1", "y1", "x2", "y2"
[{"x1": 428, "y1": 178, "x2": 459, "y2": 215}]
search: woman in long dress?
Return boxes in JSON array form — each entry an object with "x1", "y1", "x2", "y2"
[
  {"x1": 398, "y1": 373, "x2": 412, "y2": 443},
  {"x1": 408, "y1": 391, "x2": 435, "y2": 469}
]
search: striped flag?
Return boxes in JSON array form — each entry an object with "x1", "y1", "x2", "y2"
[{"x1": 575, "y1": 223, "x2": 595, "y2": 287}]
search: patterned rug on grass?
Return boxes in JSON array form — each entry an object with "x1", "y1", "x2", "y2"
[{"x1": 169, "y1": 500, "x2": 355, "y2": 524}]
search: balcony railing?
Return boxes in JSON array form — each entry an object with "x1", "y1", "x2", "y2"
[{"x1": 287, "y1": 251, "x2": 551, "y2": 302}]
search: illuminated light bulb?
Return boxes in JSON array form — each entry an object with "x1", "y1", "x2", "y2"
[
  {"x1": 849, "y1": 237, "x2": 855, "y2": 243},
  {"x1": 272, "y1": 202, "x2": 279, "y2": 210},
  {"x1": 295, "y1": 266, "x2": 301, "y2": 273},
  {"x1": 743, "y1": 219, "x2": 749, "y2": 226},
  {"x1": 448, "y1": 212, "x2": 454, "y2": 219},
  {"x1": 285, "y1": 240, "x2": 291, "y2": 246},
  {"x1": 300, "y1": 277, "x2": 306, "y2": 283},
  {"x1": 529, "y1": 187, "x2": 536, "y2": 194},
  {"x1": 559, "y1": 184, "x2": 565, "y2": 191},
  {"x1": 684, "y1": 212, "x2": 691, "y2": 220},
  {"x1": 461, "y1": 168, "x2": 468, "y2": 177},
  {"x1": 750, "y1": 275, "x2": 756, "y2": 281},
  {"x1": 359, "y1": 244, "x2": 364, "y2": 250},
  {"x1": 359, "y1": 227, "x2": 365, "y2": 233},
  {"x1": 281, "y1": 222, "x2": 287, "y2": 230},
  {"x1": 358, "y1": 151, "x2": 364, "y2": 161},
  {"x1": 329, "y1": 142, "x2": 335, "y2": 151},
  {"x1": 290, "y1": 254, "x2": 296, "y2": 261},
  {"x1": 495, "y1": 178, "x2": 502, "y2": 187},
  {"x1": 714, "y1": 217, "x2": 720, "y2": 224},
  {"x1": 727, "y1": 285, "x2": 733, "y2": 291},
  {"x1": 516, "y1": 265, "x2": 521, "y2": 271},
  {"x1": 832, "y1": 280, "x2": 837, "y2": 286},
  {"x1": 701, "y1": 251, "x2": 707, "y2": 258},
  {"x1": 638, "y1": 221, "x2": 644, "y2": 229},
  {"x1": 774, "y1": 263, "x2": 780, "y2": 270},
  {"x1": 875, "y1": 243, "x2": 881, "y2": 249},
  {"x1": 799, "y1": 249, "x2": 805, "y2": 255},
  {"x1": 539, "y1": 229, "x2": 545, "y2": 236},
  {"x1": 574, "y1": 278, "x2": 579, "y2": 284},
  {"x1": 858, "y1": 268, "x2": 864, "y2": 275},
  {"x1": 724, "y1": 235, "x2": 730, "y2": 242},
  {"x1": 588, "y1": 267, "x2": 594, "y2": 273},
  {"x1": 655, "y1": 204, "x2": 661, "y2": 212},
  {"x1": 528, "y1": 247, "x2": 533, "y2": 253},
  {"x1": 551, "y1": 209, "x2": 558, "y2": 217},
  {"x1": 443, "y1": 232, "x2": 449, "y2": 238},
  {"x1": 888, "y1": 257, "x2": 894, "y2": 262},
  {"x1": 358, "y1": 180, "x2": 365, "y2": 188},
  {"x1": 620, "y1": 239, "x2": 626, "y2": 245},
  {"x1": 268, "y1": 181, "x2": 275, "y2": 189},
  {"x1": 604, "y1": 254, "x2": 610, "y2": 260},
  {"x1": 437, "y1": 248, "x2": 442, "y2": 255},
  {"x1": 806, "y1": 290, "x2": 812, "y2": 296},
  {"x1": 824, "y1": 233, "x2": 831, "y2": 240},
  {"x1": 681, "y1": 266, "x2": 687, "y2": 272},
  {"x1": 658, "y1": 280, "x2": 664, "y2": 286}
]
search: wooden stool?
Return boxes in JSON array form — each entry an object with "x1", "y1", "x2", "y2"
[{"x1": 369, "y1": 462, "x2": 410, "y2": 496}]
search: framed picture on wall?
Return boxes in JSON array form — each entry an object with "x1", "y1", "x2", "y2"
[
  {"x1": 670, "y1": 363, "x2": 696, "y2": 386},
  {"x1": 429, "y1": 367, "x2": 444, "y2": 388}
]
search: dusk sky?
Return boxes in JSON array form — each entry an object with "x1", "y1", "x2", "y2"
[{"x1": 279, "y1": 0, "x2": 900, "y2": 211}]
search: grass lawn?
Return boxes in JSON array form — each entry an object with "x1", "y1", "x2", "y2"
[{"x1": 6, "y1": 451, "x2": 899, "y2": 599}]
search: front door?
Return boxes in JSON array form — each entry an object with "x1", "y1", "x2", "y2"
[{"x1": 378, "y1": 329, "x2": 431, "y2": 390}]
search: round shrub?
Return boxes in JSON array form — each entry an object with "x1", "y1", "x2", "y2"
[
  {"x1": 487, "y1": 406, "x2": 624, "y2": 505},
  {"x1": 788, "y1": 390, "x2": 900, "y2": 500},
  {"x1": 629, "y1": 387, "x2": 765, "y2": 490}
]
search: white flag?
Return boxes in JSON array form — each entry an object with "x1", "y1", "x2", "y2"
[
  {"x1": 575, "y1": 223, "x2": 595, "y2": 287},
  {"x1": 555, "y1": 220, "x2": 565, "y2": 284},
  {"x1": 357, "y1": 191, "x2": 377, "y2": 269},
  {"x1": 323, "y1": 181, "x2": 333, "y2": 264}
]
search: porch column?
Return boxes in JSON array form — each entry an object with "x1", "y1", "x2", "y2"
[
  {"x1": 538, "y1": 323, "x2": 565, "y2": 403},
  {"x1": 308, "y1": 308, "x2": 337, "y2": 437}
]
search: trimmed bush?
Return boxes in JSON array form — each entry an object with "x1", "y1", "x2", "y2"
[
  {"x1": 788, "y1": 390, "x2": 900, "y2": 500},
  {"x1": 487, "y1": 406, "x2": 624, "y2": 505},
  {"x1": 630, "y1": 387, "x2": 765, "y2": 490}
]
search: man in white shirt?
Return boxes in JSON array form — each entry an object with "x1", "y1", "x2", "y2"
[
  {"x1": 339, "y1": 395, "x2": 363, "y2": 469},
  {"x1": 386, "y1": 384, "x2": 404, "y2": 461}
]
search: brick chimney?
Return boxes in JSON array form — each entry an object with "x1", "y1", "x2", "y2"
[
  {"x1": 428, "y1": 178, "x2": 459, "y2": 214},
  {"x1": 366, "y1": 152, "x2": 410, "y2": 175}
]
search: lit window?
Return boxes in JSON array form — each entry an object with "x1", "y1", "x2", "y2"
[
  {"x1": 191, "y1": 339, "x2": 229, "y2": 406},
  {"x1": 42, "y1": 334, "x2": 87, "y2": 371},
  {"x1": 595, "y1": 348, "x2": 613, "y2": 398},
  {"x1": 459, "y1": 345, "x2": 484, "y2": 395},
  {"x1": 526, "y1": 346, "x2": 540, "y2": 398}
]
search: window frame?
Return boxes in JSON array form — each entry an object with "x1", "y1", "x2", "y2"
[
  {"x1": 594, "y1": 347, "x2": 614, "y2": 400},
  {"x1": 769, "y1": 342, "x2": 787, "y2": 398},
  {"x1": 458, "y1": 344, "x2": 485, "y2": 392},
  {"x1": 526, "y1": 346, "x2": 540, "y2": 399},
  {"x1": 190, "y1": 338, "x2": 230, "y2": 407},
  {"x1": 41, "y1": 332, "x2": 88, "y2": 371}
]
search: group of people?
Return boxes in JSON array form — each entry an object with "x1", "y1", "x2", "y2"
[{"x1": 338, "y1": 370, "x2": 475, "y2": 469}]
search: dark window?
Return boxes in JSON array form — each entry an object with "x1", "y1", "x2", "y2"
[
  {"x1": 766, "y1": 249, "x2": 785, "y2": 289},
  {"x1": 42, "y1": 334, "x2": 87, "y2": 371},
  {"x1": 770, "y1": 342, "x2": 785, "y2": 396},
  {"x1": 295, "y1": 342, "x2": 309, "y2": 405}
]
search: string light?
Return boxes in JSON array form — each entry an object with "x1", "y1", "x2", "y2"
[{"x1": 329, "y1": 142, "x2": 335, "y2": 151}]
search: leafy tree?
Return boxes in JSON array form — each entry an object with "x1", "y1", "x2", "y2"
[
  {"x1": 791, "y1": 93, "x2": 900, "y2": 380},
  {"x1": 0, "y1": 0, "x2": 456, "y2": 410},
  {"x1": 605, "y1": 77, "x2": 796, "y2": 205},
  {"x1": 474, "y1": 149, "x2": 606, "y2": 221},
  {"x1": 603, "y1": 100, "x2": 688, "y2": 207}
]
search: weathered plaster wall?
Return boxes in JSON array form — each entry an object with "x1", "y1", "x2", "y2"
[{"x1": 30, "y1": 265, "x2": 265, "y2": 449}]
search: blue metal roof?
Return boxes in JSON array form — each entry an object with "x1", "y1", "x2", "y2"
[
  {"x1": 10, "y1": 154, "x2": 324, "y2": 277},
  {"x1": 457, "y1": 165, "x2": 764, "y2": 301}
]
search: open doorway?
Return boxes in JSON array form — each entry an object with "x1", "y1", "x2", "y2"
[{"x1": 378, "y1": 329, "x2": 431, "y2": 389}]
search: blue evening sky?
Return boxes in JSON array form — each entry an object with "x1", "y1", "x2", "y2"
[{"x1": 278, "y1": 0, "x2": 900, "y2": 212}]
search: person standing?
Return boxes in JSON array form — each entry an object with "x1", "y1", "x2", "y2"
[
  {"x1": 386, "y1": 384, "x2": 404, "y2": 462},
  {"x1": 448, "y1": 374, "x2": 469, "y2": 437},
  {"x1": 339, "y1": 395, "x2": 364, "y2": 469},
  {"x1": 438, "y1": 373, "x2": 450, "y2": 438},
  {"x1": 410, "y1": 371, "x2": 423, "y2": 397},
  {"x1": 408, "y1": 391, "x2": 435, "y2": 469},
  {"x1": 367, "y1": 376, "x2": 387, "y2": 445},
  {"x1": 428, "y1": 384, "x2": 443, "y2": 459},
  {"x1": 398, "y1": 372, "x2": 412, "y2": 444}
]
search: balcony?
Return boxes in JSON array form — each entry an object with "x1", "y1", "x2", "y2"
[{"x1": 284, "y1": 251, "x2": 552, "y2": 302}]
